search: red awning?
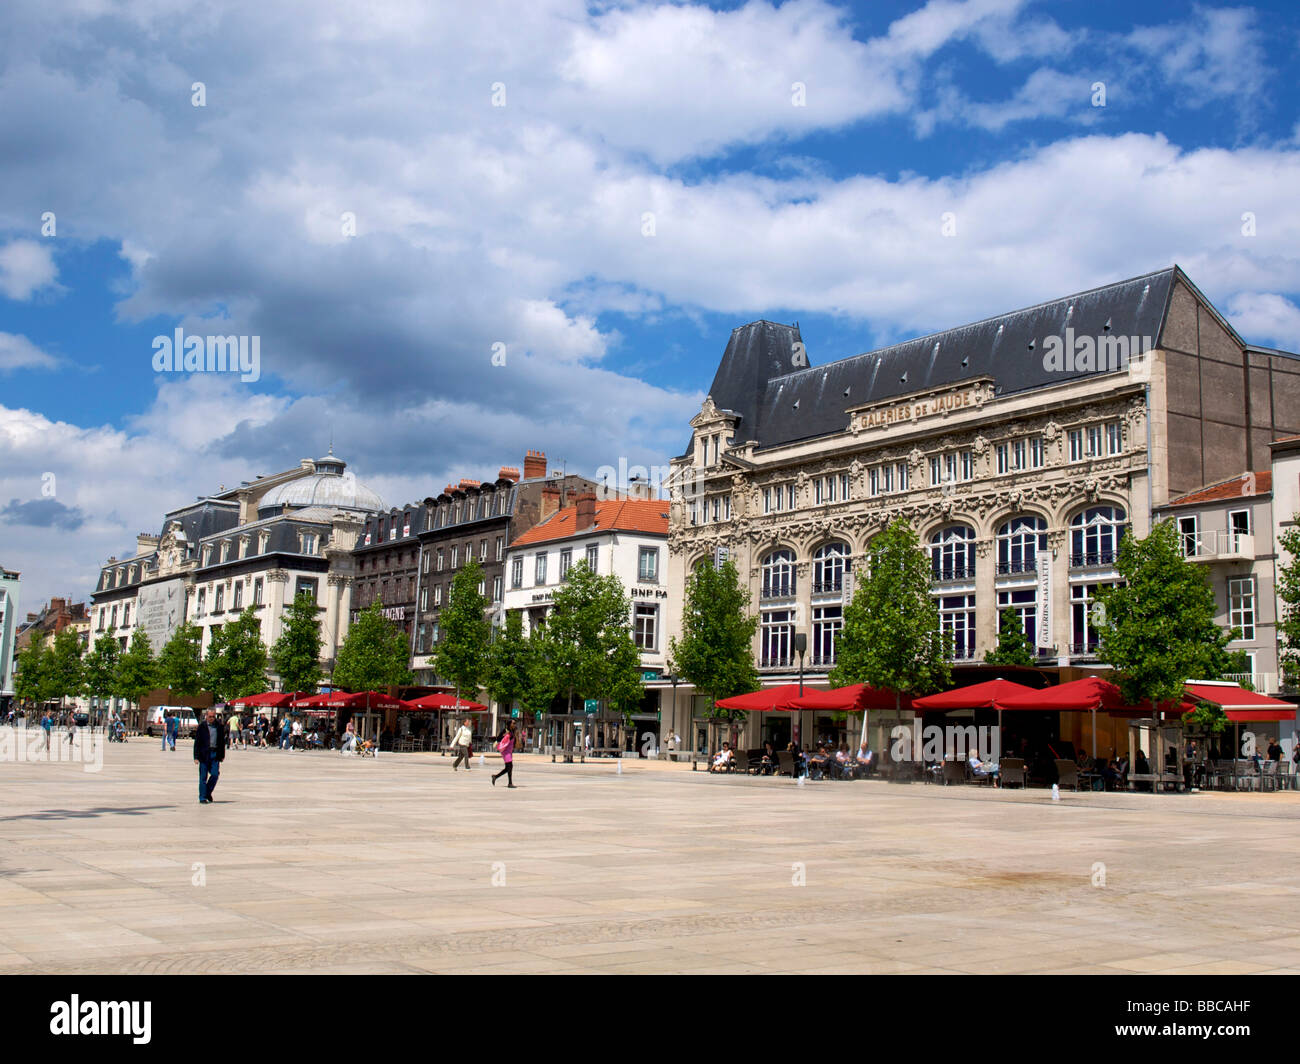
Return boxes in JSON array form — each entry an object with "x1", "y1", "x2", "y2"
[
  {"x1": 1184, "y1": 682, "x2": 1295, "y2": 720},
  {"x1": 405, "y1": 693, "x2": 488, "y2": 712},
  {"x1": 715, "y1": 684, "x2": 817, "y2": 712},
  {"x1": 786, "y1": 683, "x2": 911, "y2": 712},
  {"x1": 326, "y1": 690, "x2": 416, "y2": 711},
  {"x1": 912, "y1": 678, "x2": 1038, "y2": 711},
  {"x1": 292, "y1": 693, "x2": 337, "y2": 707}
]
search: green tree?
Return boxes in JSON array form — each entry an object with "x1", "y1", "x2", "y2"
[
  {"x1": 520, "y1": 627, "x2": 559, "y2": 719},
  {"x1": 83, "y1": 633, "x2": 121, "y2": 717},
  {"x1": 157, "y1": 621, "x2": 204, "y2": 698},
  {"x1": 203, "y1": 607, "x2": 268, "y2": 702},
  {"x1": 270, "y1": 592, "x2": 324, "y2": 695},
  {"x1": 667, "y1": 558, "x2": 759, "y2": 721},
  {"x1": 485, "y1": 610, "x2": 531, "y2": 716},
  {"x1": 984, "y1": 609, "x2": 1036, "y2": 667},
  {"x1": 1097, "y1": 519, "x2": 1238, "y2": 708},
  {"x1": 831, "y1": 518, "x2": 952, "y2": 711},
  {"x1": 13, "y1": 631, "x2": 48, "y2": 705},
  {"x1": 115, "y1": 628, "x2": 158, "y2": 707},
  {"x1": 334, "y1": 601, "x2": 413, "y2": 691},
  {"x1": 44, "y1": 628, "x2": 85, "y2": 710},
  {"x1": 537, "y1": 563, "x2": 643, "y2": 718},
  {"x1": 435, "y1": 559, "x2": 491, "y2": 701},
  {"x1": 1276, "y1": 523, "x2": 1300, "y2": 689}
]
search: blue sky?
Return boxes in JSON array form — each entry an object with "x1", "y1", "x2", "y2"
[{"x1": 1, "y1": 0, "x2": 1298, "y2": 608}]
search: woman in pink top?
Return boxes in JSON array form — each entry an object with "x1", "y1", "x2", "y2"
[{"x1": 492, "y1": 721, "x2": 518, "y2": 788}]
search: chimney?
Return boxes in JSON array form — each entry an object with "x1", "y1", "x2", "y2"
[
  {"x1": 575, "y1": 492, "x2": 597, "y2": 532},
  {"x1": 458, "y1": 477, "x2": 480, "y2": 492},
  {"x1": 626, "y1": 475, "x2": 652, "y2": 501},
  {"x1": 499, "y1": 466, "x2": 520, "y2": 483},
  {"x1": 523, "y1": 450, "x2": 547, "y2": 480},
  {"x1": 137, "y1": 532, "x2": 160, "y2": 556},
  {"x1": 540, "y1": 483, "x2": 561, "y2": 522}
]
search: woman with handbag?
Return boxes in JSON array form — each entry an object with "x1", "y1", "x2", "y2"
[{"x1": 492, "y1": 720, "x2": 518, "y2": 788}]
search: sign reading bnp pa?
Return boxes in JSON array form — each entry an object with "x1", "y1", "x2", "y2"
[{"x1": 137, "y1": 579, "x2": 186, "y2": 649}]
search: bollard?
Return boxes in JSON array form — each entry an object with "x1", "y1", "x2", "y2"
[
  {"x1": 616, "y1": 759, "x2": 622, "y2": 775},
  {"x1": 1051, "y1": 783, "x2": 1060, "y2": 802},
  {"x1": 479, "y1": 754, "x2": 485, "y2": 768},
  {"x1": 796, "y1": 775, "x2": 806, "y2": 787}
]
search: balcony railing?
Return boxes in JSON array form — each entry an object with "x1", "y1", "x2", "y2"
[
  {"x1": 1069, "y1": 551, "x2": 1118, "y2": 568},
  {"x1": 760, "y1": 583, "x2": 796, "y2": 600},
  {"x1": 811, "y1": 580, "x2": 843, "y2": 594},
  {"x1": 931, "y1": 565, "x2": 975, "y2": 582},
  {"x1": 945, "y1": 647, "x2": 978, "y2": 661},
  {"x1": 1222, "y1": 672, "x2": 1278, "y2": 694},
  {"x1": 995, "y1": 559, "x2": 1037, "y2": 575},
  {"x1": 1183, "y1": 532, "x2": 1256, "y2": 562},
  {"x1": 760, "y1": 654, "x2": 794, "y2": 669},
  {"x1": 1070, "y1": 641, "x2": 1101, "y2": 657}
]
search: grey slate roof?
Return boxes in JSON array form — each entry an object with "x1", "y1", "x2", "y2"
[{"x1": 696, "y1": 267, "x2": 1181, "y2": 453}]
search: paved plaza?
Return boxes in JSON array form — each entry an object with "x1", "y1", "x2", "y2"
[{"x1": 1, "y1": 733, "x2": 1298, "y2": 975}]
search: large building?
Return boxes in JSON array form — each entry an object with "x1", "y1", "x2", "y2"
[
  {"x1": 665, "y1": 266, "x2": 1300, "y2": 737},
  {"x1": 352, "y1": 450, "x2": 598, "y2": 687},
  {"x1": 91, "y1": 451, "x2": 383, "y2": 696}
]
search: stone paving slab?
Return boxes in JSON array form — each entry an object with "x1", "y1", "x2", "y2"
[{"x1": 0, "y1": 734, "x2": 1298, "y2": 973}]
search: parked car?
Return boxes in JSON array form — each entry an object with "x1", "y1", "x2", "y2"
[
  {"x1": 72, "y1": 713, "x2": 89, "y2": 726},
  {"x1": 145, "y1": 706, "x2": 200, "y2": 738}
]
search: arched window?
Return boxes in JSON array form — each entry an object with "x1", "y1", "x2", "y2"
[
  {"x1": 812, "y1": 542, "x2": 850, "y2": 594},
  {"x1": 761, "y1": 549, "x2": 796, "y2": 599},
  {"x1": 930, "y1": 526, "x2": 975, "y2": 581},
  {"x1": 1070, "y1": 507, "x2": 1127, "y2": 567},
  {"x1": 997, "y1": 516, "x2": 1048, "y2": 574}
]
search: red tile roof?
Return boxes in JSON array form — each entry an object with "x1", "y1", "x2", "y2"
[
  {"x1": 1163, "y1": 471, "x2": 1271, "y2": 507},
  {"x1": 511, "y1": 498, "x2": 669, "y2": 547}
]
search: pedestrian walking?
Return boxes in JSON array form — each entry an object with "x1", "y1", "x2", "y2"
[
  {"x1": 451, "y1": 717, "x2": 473, "y2": 771},
  {"x1": 491, "y1": 720, "x2": 518, "y2": 788},
  {"x1": 280, "y1": 718, "x2": 292, "y2": 750},
  {"x1": 193, "y1": 707, "x2": 227, "y2": 803},
  {"x1": 166, "y1": 711, "x2": 179, "y2": 751},
  {"x1": 40, "y1": 713, "x2": 52, "y2": 749}
]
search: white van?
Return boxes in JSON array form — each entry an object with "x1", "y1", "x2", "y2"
[{"x1": 145, "y1": 706, "x2": 200, "y2": 738}]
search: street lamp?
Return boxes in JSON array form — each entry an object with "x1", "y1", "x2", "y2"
[
  {"x1": 665, "y1": 672, "x2": 680, "y2": 755},
  {"x1": 793, "y1": 632, "x2": 808, "y2": 748}
]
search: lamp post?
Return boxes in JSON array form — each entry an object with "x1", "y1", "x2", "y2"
[
  {"x1": 665, "y1": 672, "x2": 680, "y2": 756},
  {"x1": 793, "y1": 632, "x2": 808, "y2": 746}
]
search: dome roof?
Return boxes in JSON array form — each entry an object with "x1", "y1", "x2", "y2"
[{"x1": 257, "y1": 455, "x2": 384, "y2": 517}]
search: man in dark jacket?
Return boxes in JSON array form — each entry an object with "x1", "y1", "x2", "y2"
[{"x1": 193, "y1": 708, "x2": 226, "y2": 803}]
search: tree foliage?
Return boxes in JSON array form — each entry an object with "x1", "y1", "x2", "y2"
[
  {"x1": 831, "y1": 518, "x2": 951, "y2": 704},
  {"x1": 667, "y1": 558, "x2": 758, "y2": 720},
  {"x1": 1097, "y1": 519, "x2": 1238, "y2": 708},
  {"x1": 984, "y1": 608, "x2": 1036, "y2": 667},
  {"x1": 83, "y1": 633, "x2": 121, "y2": 707},
  {"x1": 44, "y1": 628, "x2": 85, "y2": 707},
  {"x1": 203, "y1": 607, "x2": 268, "y2": 702},
  {"x1": 485, "y1": 610, "x2": 531, "y2": 715},
  {"x1": 157, "y1": 621, "x2": 204, "y2": 697},
  {"x1": 333, "y1": 601, "x2": 413, "y2": 691},
  {"x1": 115, "y1": 628, "x2": 158, "y2": 705},
  {"x1": 1276, "y1": 522, "x2": 1300, "y2": 689},
  {"x1": 13, "y1": 631, "x2": 47, "y2": 704},
  {"x1": 435, "y1": 559, "x2": 491, "y2": 699},
  {"x1": 271, "y1": 592, "x2": 323, "y2": 695}
]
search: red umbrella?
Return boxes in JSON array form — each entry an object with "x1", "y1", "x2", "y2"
[
  {"x1": 405, "y1": 692, "x2": 488, "y2": 712},
  {"x1": 912, "y1": 678, "x2": 1037, "y2": 711},
  {"x1": 785, "y1": 683, "x2": 910, "y2": 712},
  {"x1": 326, "y1": 691, "x2": 415, "y2": 710},
  {"x1": 715, "y1": 684, "x2": 813, "y2": 712}
]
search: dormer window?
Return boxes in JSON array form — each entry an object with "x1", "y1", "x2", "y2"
[
  {"x1": 258, "y1": 531, "x2": 271, "y2": 554},
  {"x1": 201, "y1": 545, "x2": 212, "y2": 567},
  {"x1": 301, "y1": 532, "x2": 319, "y2": 555},
  {"x1": 238, "y1": 536, "x2": 249, "y2": 559},
  {"x1": 220, "y1": 541, "x2": 230, "y2": 563}
]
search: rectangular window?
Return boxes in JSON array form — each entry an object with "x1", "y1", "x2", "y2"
[
  {"x1": 215, "y1": 586, "x2": 225, "y2": 613},
  {"x1": 882, "y1": 464, "x2": 895, "y2": 494},
  {"x1": 535, "y1": 553, "x2": 547, "y2": 585},
  {"x1": 689, "y1": 502, "x2": 698, "y2": 525},
  {"x1": 1086, "y1": 424, "x2": 1103, "y2": 457},
  {"x1": 437, "y1": 548, "x2": 444, "y2": 571},
  {"x1": 495, "y1": 537, "x2": 504, "y2": 561},
  {"x1": 760, "y1": 609, "x2": 793, "y2": 667},
  {"x1": 434, "y1": 584, "x2": 442, "y2": 607},
  {"x1": 961, "y1": 451, "x2": 974, "y2": 481},
  {"x1": 559, "y1": 548, "x2": 572, "y2": 580},
  {"x1": 815, "y1": 478, "x2": 824, "y2": 505},
  {"x1": 763, "y1": 488, "x2": 772, "y2": 514},
  {"x1": 639, "y1": 546, "x2": 659, "y2": 583},
  {"x1": 492, "y1": 575, "x2": 502, "y2": 602},
  {"x1": 1070, "y1": 583, "x2": 1112, "y2": 655},
  {"x1": 253, "y1": 579, "x2": 263, "y2": 606},
  {"x1": 930, "y1": 456, "x2": 942, "y2": 486},
  {"x1": 586, "y1": 544, "x2": 599, "y2": 572},
  {"x1": 295, "y1": 579, "x2": 317, "y2": 603},
  {"x1": 1229, "y1": 577, "x2": 1256, "y2": 640},
  {"x1": 996, "y1": 443, "x2": 1008, "y2": 475},
  {"x1": 480, "y1": 539, "x2": 487, "y2": 561},
  {"x1": 937, "y1": 593, "x2": 976, "y2": 659},
  {"x1": 812, "y1": 604, "x2": 842, "y2": 666},
  {"x1": 1106, "y1": 421, "x2": 1122, "y2": 456},
  {"x1": 710, "y1": 497, "x2": 720, "y2": 522},
  {"x1": 839, "y1": 472, "x2": 851, "y2": 500},
  {"x1": 997, "y1": 588, "x2": 1038, "y2": 651},
  {"x1": 1012, "y1": 439, "x2": 1026, "y2": 471},
  {"x1": 451, "y1": 545, "x2": 459, "y2": 568},
  {"x1": 111, "y1": 604, "x2": 119, "y2": 627},
  {"x1": 786, "y1": 484, "x2": 796, "y2": 510},
  {"x1": 420, "y1": 587, "x2": 428, "y2": 611},
  {"x1": 1069, "y1": 428, "x2": 1084, "y2": 462},
  {"x1": 633, "y1": 603, "x2": 658, "y2": 651},
  {"x1": 122, "y1": 603, "x2": 131, "y2": 627},
  {"x1": 723, "y1": 496, "x2": 732, "y2": 520},
  {"x1": 1029, "y1": 437, "x2": 1045, "y2": 468},
  {"x1": 896, "y1": 462, "x2": 908, "y2": 491},
  {"x1": 1178, "y1": 516, "x2": 1199, "y2": 557},
  {"x1": 233, "y1": 583, "x2": 243, "y2": 610},
  {"x1": 422, "y1": 551, "x2": 431, "y2": 575},
  {"x1": 869, "y1": 468, "x2": 880, "y2": 497},
  {"x1": 511, "y1": 557, "x2": 523, "y2": 588}
]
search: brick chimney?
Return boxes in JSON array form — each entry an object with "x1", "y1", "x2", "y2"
[
  {"x1": 458, "y1": 477, "x2": 480, "y2": 492},
  {"x1": 540, "y1": 483, "x2": 561, "y2": 522},
  {"x1": 499, "y1": 466, "x2": 520, "y2": 483},
  {"x1": 523, "y1": 450, "x2": 547, "y2": 480},
  {"x1": 575, "y1": 492, "x2": 597, "y2": 532}
]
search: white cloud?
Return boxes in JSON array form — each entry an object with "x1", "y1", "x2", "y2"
[
  {"x1": 0, "y1": 332, "x2": 60, "y2": 372},
  {"x1": 0, "y1": 239, "x2": 58, "y2": 300},
  {"x1": 1227, "y1": 292, "x2": 1300, "y2": 353}
]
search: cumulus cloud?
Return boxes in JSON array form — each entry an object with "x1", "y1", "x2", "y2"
[
  {"x1": 0, "y1": 239, "x2": 59, "y2": 300},
  {"x1": 0, "y1": 332, "x2": 60, "y2": 372},
  {"x1": 1227, "y1": 292, "x2": 1300, "y2": 353}
]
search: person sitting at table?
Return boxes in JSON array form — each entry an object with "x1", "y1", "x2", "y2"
[
  {"x1": 710, "y1": 742, "x2": 733, "y2": 771},
  {"x1": 807, "y1": 744, "x2": 831, "y2": 780},
  {"x1": 1075, "y1": 748, "x2": 1092, "y2": 770},
  {"x1": 1133, "y1": 749, "x2": 1151, "y2": 791},
  {"x1": 967, "y1": 748, "x2": 998, "y2": 784},
  {"x1": 855, "y1": 742, "x2": 875, "y2": 778},
  {"x1": 834, "y1": 743, "x2": 852, "y2": 779},
  {"x1": 759, "y1": 741, "x2": 779, "y2": 776},
  {"x1": 786, "y1": 742, "x2": 806, "y2": 778}
]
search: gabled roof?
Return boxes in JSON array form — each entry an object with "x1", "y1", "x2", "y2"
[
  {"x1": 1161, "y1": 471, "x2": 1271, "y2": 508},
  {"x1": 696, "y1": 267, "x2": 1181, "y2": 453},
  {"x1": 510, "y1": 499, "x2": 669, "y2": 548}
]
